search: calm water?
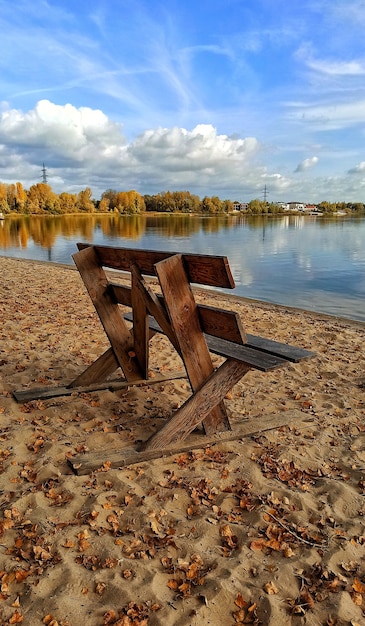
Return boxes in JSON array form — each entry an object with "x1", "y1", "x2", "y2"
[{"x1": 1, "y1": 213, "x2": 364, "y2": 322}]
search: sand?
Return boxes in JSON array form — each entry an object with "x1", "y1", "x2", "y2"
[{"x1": 0, "y1": 255, "x2": 365, "y2": 626}]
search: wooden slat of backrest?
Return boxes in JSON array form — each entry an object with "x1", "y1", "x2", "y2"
[
  {"x1": 77, "y1": 243, "x2": 235, "y2": 289},
  {"x1": 198, "y1": 305, "x2": 247, "y2": 344},
  {"x1": 110, "y1": 282, "x2": 246, "y2": 344}
]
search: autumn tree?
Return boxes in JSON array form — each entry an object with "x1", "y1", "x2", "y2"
[
  {"x1": 76, "y1": 187, "x2": 95, "y2": 212},
  {"x1": 98, "y1": 196, "x2": 110, "y2": 212},
  {"x1": 114, "y1": 190, "x2": 145, "y2": 214},
  {"x1": 25, "y1": 183, "x2": 60, "y2": 214},
  {"x1": 200, "y1": 195, "x2": 225, "y2": 213},
  {"x1": 58, "y1": 192, "x2": 78, "y2": 213},
  {"x1": 6, "y1": 182, "x2": 27, "y2": 212},
  {"x1": 222, "y1": 199, "x2": 234, "y2": 213},
  {"x1": 172, "y1": 191, "x2": 200, "y2": 213},
  {"x1": 101, "y1": 189, "x2": 118, "y2": 212},
  {"x1": 0, "y1": 183, "x2": 8, "y2": 212}
]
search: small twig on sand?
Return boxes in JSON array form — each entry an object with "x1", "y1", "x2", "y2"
[{"x1": 265, "y1": 510, "x2": 326, "y2": 548}]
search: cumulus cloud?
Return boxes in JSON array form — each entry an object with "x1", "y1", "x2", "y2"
[
  {"x1": 0, "y1": 100, "x2": 126, "y2": 157},
  {"x1": 294, "y1": 157, "x2": 319, "y2": 173},
  {"x1": 348, "y1": 161, "x2": 365, "y2": 174},
  {"x1": 0, "y1": 100, "x2": 263, "y2": 196},
  {"x1": 0, "y1": 100, "x2": 364, "y2": 203}
]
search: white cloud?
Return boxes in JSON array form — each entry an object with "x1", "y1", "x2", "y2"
[
  {"x1": 0, "y1": 100, "x2": 364, "y2": 203},
  {"x1": 306, "y1": 57, "x2": 365, "y2": 76},
  {"x1": 0, "y1": 100, "x2": 126, "y2": 158},
  {"x1": 348, "y1": 161, "x2": 365, "y2": 174},
  {"x1": 287, "y1": 99, "x2": 365, "y2": 130},
  {"x1": 295, "y1": 156, "x2": 319, "y2": 173},
  {"x1": 0, "y1": 101, "x2": 263, "y2": 196}
]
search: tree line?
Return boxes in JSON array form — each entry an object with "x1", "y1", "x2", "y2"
[{"x1": 0, "y1": 181, "x2": 364, "y2": 215}]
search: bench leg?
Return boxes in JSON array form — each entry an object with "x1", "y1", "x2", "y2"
[
  {"x1": 73, "y1": 246, "x2": 143, "y2": 382},
  {"x1": 140, "y1": 359, "x2": 251, "y2": 451},
  {"x1": 155, "y1": 254, "x2": 231, "y2": 435},
  {"x1": 67, "y1": 347, "x2": 119, "y2": 388}
]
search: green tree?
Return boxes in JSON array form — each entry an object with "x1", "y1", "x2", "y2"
[
  {"x1": 317, "y1": 201, "x2": 336, "y2": 213},
  {"x1": 348, "y1": 202, "x2": 364, "y2": 213},
  {"x1": 247, "y1": 199, "x2": 265, "y2": 214},
  {"x1": 144, "y1": 194, "x2": 159, "y2": 212},
  {"x1": 222, "y1": 199, "x2": 234, "y2": 213}
]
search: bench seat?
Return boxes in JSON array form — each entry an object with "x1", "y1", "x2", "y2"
[{"x1": 123, "y1": 312, "x2": 315, "y2": 371}]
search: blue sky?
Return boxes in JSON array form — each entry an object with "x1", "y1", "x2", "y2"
[{"x1": 1, "y1": 0, "x2": 365, "y2": 202}]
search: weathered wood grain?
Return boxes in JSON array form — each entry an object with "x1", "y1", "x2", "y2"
[
  {"x1": 13, "y1": 370, "x2": 187, "y2": 403},
  {"x1": 72, "y1": 246, "x2": 142, "y2": 382},
  {"x1": 68, "y1": 412, "x2": 305, "y2": 474},
  {"x1": 77, "y1": 243, "x2": 235, "y2": 288},
  {"x1": 142, "y1": 358, "x2": 250, "y2": 450},
  {"x1": 131, "y1": 264, "x2": 149, "y2": 379},
  {"x1": 155, "y1": 254, "x2": 231, "y2": 436}
]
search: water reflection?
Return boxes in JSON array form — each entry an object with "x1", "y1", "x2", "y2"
[
  {"x1": 1, "y1": 213, "x2": 364, "y2": 322},
  {"x1": 0, "y1": 214, "x2": 148, "y2": 250},
  {"x1": 0, "y1": 213, "x2": 320, "y2": 252}
]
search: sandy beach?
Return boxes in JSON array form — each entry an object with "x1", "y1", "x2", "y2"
[{"x1": 1, "y1": 255, "x2": 365, "y2": 625}]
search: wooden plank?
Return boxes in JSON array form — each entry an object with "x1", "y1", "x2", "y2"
[
  {"x1": 110, "y1": 283, "x2": 132, "y2": 306},
  {"x1": 77, "y1": 243, "x2": 235, "y2": 289},
  {"x1": 68, "y1": 412, "x2": 304, "y2": 474},
  {"x1": 198, "y1": 305, "x2": 247, "y2": 344},
  {"x1": 142, "y1": 358, "x2": 251, "y2": 450},
  {"x1": 68, "y1": 347, "x2": 118, "y2": 388},
  {"x1": 155, "y1": 254, "x2": 231, "y2": 436},
  {"x1": 124, "y1": 313, "x2": 292, "y2": 372},
  {"x1": 115, "y1": 284, "x2": 246, "y2": 343},
  {"x1": 129, "y1": 266, "x2": 180, "y2": 353},
  {"x1": 124, "y1": 312, "x2": 313, "y2": 368},
  {"x1": 205, "y1": 335, "x2": 290, "y2": 371},
  {"x1": 72, "y1": 247, "x2": 142, "y2": 382},
  {"x1": 13, "y1": 370, "x2": 187, "y2": 403},
  {"x1": 245, "y1": 334, "x2": 316, "y2": 363},
  {"x1": 131, "y1": 265, "x2": 149, "y2": 379}
]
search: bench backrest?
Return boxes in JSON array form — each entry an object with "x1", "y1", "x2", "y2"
[
  {"x1": 75, "y1": 243, "x2": 246, "y2": 345},
  {"x1": 77, "y1": 243, "x2": 235, "y2": 289}
]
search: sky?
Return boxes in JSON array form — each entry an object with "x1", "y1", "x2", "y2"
[{"x1": 1, "y1": 0, "x2": 365, "y2": 203}]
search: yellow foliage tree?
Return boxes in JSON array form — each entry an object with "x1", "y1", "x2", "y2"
[
  {"x1": 76, "y1": 187, "x2": 95, "y2": 212},
  {"x1": 25, "y1": 183, "x2": 60, "y2": 214}
]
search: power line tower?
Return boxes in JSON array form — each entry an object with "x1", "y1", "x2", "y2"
[
  {"x1": 41, "y1": 163, "x2": 48, "y2": 184},
  {"x1": 262, "y1": 184, "x2": 269, "y2": 204}
]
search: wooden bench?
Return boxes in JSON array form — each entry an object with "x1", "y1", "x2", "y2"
[{"x1": 13, "y1": 244, "x2": 315, "y2": 473}]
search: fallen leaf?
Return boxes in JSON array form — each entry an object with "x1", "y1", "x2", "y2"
[
  {"x1": 264, "y1": 581, "x2": 279, "y2": 595},
  {"x1": 353, "y1": 578, "x2": 365, "y2": 594}
]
